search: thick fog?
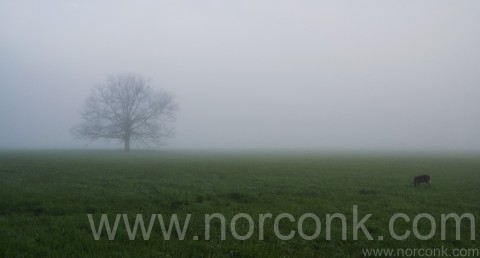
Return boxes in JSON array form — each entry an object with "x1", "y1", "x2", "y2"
[{"x1": 1, "y1": 0, "x2": 479, "y2": 151}]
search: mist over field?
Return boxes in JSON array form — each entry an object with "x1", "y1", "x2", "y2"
[
  {"x1": 2, "y1": 2, "x2": 480, "y2": 257},
  {"x1": 1, "y1": 0, "x2": 480, "y2": 151}
]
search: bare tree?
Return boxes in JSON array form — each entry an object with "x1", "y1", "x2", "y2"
[{"x1": 72, "y1": 73, "x2": 178, "y2": 151}]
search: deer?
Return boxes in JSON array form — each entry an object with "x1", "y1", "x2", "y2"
[{"x1": 413, "y1": 175, "x2": 431, "y2": 187}]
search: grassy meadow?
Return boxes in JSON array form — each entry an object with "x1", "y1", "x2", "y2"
[{"x1": 0, "y1": 150, "x2": 479, "y2": 257}]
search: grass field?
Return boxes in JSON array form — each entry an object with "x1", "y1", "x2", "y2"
[{"x1": 0, "y1": 150, "x2": 479, "y2": 257}]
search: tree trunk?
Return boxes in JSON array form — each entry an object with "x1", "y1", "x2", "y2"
[{"x1": 124, "y1": 137, "x2": 130, "y2": 151}]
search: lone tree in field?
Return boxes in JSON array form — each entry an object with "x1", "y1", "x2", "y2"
[{"x1": 72, "y1": 73, "x2": 178, "y2": 151}]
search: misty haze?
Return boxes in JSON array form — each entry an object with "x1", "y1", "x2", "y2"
[
  {"x1": 1, "y1": 1, "x2": 480, "y2": 258},
  {"x1": 1, "y1": 1, "x2": 479, "y2": 151}
]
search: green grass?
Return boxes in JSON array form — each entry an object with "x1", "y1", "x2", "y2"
[{"x1": 0, "y1": 150, "x2": 479, "y2": 257}]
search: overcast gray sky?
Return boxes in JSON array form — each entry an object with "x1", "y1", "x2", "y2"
[{"x1": 1, "y1": 0, "x2": 479, "y2": 150}]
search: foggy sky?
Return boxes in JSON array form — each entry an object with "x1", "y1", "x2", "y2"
[{"x1": 1, "y1": 0, "x2": 480, "y2": 151}]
